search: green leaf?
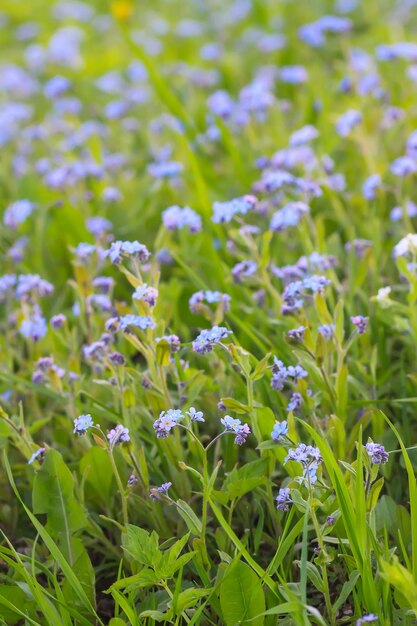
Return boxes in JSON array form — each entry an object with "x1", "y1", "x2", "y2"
[
  {"x1": 32, "y1": 449, "x2": 88, "y2": 564},
  {"x1": 219, "y1": 561, "x2": 265, "y2": 626},
  {"x1": 122, "y1": 525, "x2": 161, "y2": 567},
  {"x1": 176, "y1": 499, "x2": 203, "y2": 535},
  {"x1": 220, "y1": 397, "x2": 250, "y2": 414}
]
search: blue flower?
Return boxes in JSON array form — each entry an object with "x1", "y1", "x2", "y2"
[
  {"x1": 119, "y1": 315, "x2": 156, "y2": 332},
  {"x1": 335, "y1": 109, "x2": 362, "y2": 136},
  {"x1": 390, "y1": 156, "x2": 417, "y2": 177},
  {"x1": 366, "y1": 443, "x2": 389, "y2": 464},
  {"x1": 132, "y1": 284, "x2": 158, "y2": 307},
  {"x1": 73, "y1": 414, "x2": 94, "y2": 435},
  {"x1": 362, "y1": 174, "x2": 381, "y2": 200},
  {"x1": 232, "y1": 260, "x2": 257, "y2": 283},
  {"x1": 28, "y1": 447, "x2": 46, "y2": 465},
  {"x1": 271, "y1": 421, "x2": 288, "y2": 441},
  {"x1": 162, "y1": 205, "x2": 202, "y2": 233},
  {"x1": 4, "y1": 200, "x2": 35, "y2": 229},
  {"x1": 108, "y1": 240, "x2": 150, "y2": 264},
  {"x1": 192, "y1": 326, "x2": 232, "y2": 354},
  {"x1": 153, "y1": 409, "x2": 184, "y2": 438},
  {"x1": 356, "y1": 614, "x2": 378, "y2": 625},
  {"x1": 150, "y1": 481, "x2": 172, "y2": 500},
  {"x1": 220, "y1": 415, "x2": 251, "y2": 445},
  {"x1": 351, "y1": 315, "x2": 368, "y2": 334},
  {"x1": 107, "y1": 425, "x2": 130, "y2": 446},
  {"x1": 212, "y1": 195, "x2": 257, "y2": 224},
  {"x1": 287, "y1": 392, "x2": 303, "y2": 413},
  {"x1": 20, "y1": 312, "x2": 48, "y2": 342},
  {"x1": 276, "y1": 487, "x2": 291, "y2": 511},
  {"x1": 186, "y1": 407, "x2": 205, "y2": 422},
  {"x1": 318, "y1": 324, "x2": 335, "y2": 339}
]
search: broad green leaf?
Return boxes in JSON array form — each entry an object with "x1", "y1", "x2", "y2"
[
  {"x1": 219, "y1": 561, "x2": 265, "y2": 626},
  {"x1": 122, "y1": 525, "x2": 161, "y2": 567}
]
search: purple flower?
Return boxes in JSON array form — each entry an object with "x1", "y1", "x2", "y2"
[
  {"x1": 346, "y1": 239, "x2": 373, "y2": 258},
  {"x1": 50, "y1": 314, "x2": 66, "y2": 329},
  {"x1": 148, "y1": 160, "x2": 183, "y2": 179},
  {"x1": 109, "y1": 352, "x2": 126, "y2": 366},
  {"x1": 132, "y1": 284, "x2": 159, "y2": 306},
  {"x1": 285, "y1": 443, "x2": 322, "y2": 484},
  {"x1": 289, "y1": 125, "x2": 319, "y2": 146},
  {"x1": 4, "y1": 200, "x2": 35, "y2": 228},
  {"x1": 335, "y1": 109, "x2": 362, "y2": 137},
  {"x1": 156, "y1": 334, "x2": 181, "y2": 352},
  {"x1": 127, "y1": 474, "x2": 138, "y2": 487},
  {"x1": 356, "y1": 615, "x2": 378, "y2": 625},
  {"x1": 150, "y1": 481, "x2": 172, "y2": 501},
  {"x1": 362, "y1": 174, "x2": 381, "y2": 200},
  {"x1": 365, "y1": 443, "x2": 389, "y2": 464},
  {"x1": 276, "y1": 487, "x2": 291, "y2": 511},
  {"x1": 318, "y1": 324, "x2": 335, "y2": 339},
  {"x1": 28, "y1": 447, "x2": 46, "y2": 465},
  {"x1": 119, "y1": 315, "x2": 156, "y2": 332},
  {"x1": 16, "y1": 274, "x2": 54, "y2": 300},
  {"x1": 221, "y1": 415, "x2": 251, "y2": 445},
  {"x1": 271, "y1": 420, "x2": 288, "y2": 441},
  {"x1": 189, "y1": 290, "x2": 231, "y2": 313},
  {"x1": 192, "y1": 326, "x2": 232, "y2": 354},
  {"x1": 279, "y1": 65, "x2": 308, "y2": 84},
  {"x1": 73, "y1": 414, "x2": 94, "y2": 435},
  {"x1": 20, "y1": 312, "x2": 47, "y2": 342},
  {"x1": 153, "y1": 409, "x2": 184, "y2": 438},
  {"x1": 212, "y1": 195, "x2": 257, "y2": 223},
  {"x1": 107, "y1": 425, "x2": 130, "y2": 446},
  {"x1": 287, "y1": 326, "x2": 306, "y2": 342},
  {"x1": 86, "y1": 216, "x2": 112, "y2": 236},
  {"x1": 162, "y1": 205, "x2": 202, "y2": 233},
  {"x1": 287, "y1": 392, "x2": 303, "y2": 413},
  {"x1": 390, "y1": 156, "x2": 417, "y2": 177},
  {"x1": 232, "y1": 260, "x2": 257, "y2": 283},
  {"x1": 186, "y1": 407, "x2": 205, "y2": 422},
  {"x1": 351, "y1": 315, "x2": 368, "y2": 334},
  {"x1": 270, "y1": 202, "x2": 309, "y2": 232},
  {"x1": 108, "y1": 240, "x2": 150, "y2": 264}
]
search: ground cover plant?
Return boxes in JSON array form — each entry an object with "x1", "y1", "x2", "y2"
[{"x1": 2, "y1": 0, "x2": 417, "y2": 624}]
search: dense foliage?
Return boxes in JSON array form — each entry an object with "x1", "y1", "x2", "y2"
[{"x1": 2, "y1": 0, "x2": 417, "y2": 624}]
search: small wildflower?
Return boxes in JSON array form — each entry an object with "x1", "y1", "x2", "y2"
[
  {"x1": 132, "y1": 284, "x2": 159, "y2": 306},
  {"x1": 150, "y1": 481, "x2": 172, "y2": 501},
  {"x1": 127, "y1": 474, "x2": 138, "y2": 487},
  {"x1": 107, "y1": 425, "x2": 130, "y2": 446},
  {"x1": 351, "y1": 315, "x2": 368, "y2": 334},
  {"x1": 50, "y1": 313, "x2": 66, "y2": 329},
  {"x1": 108, "y1": 240, "x2": 150, "y2": 264},
  {"x1": 318, "y1": 324, "x2": 335, "y2": 339},
  {"x1": 192, "y1": 326, "x2": 232, "y2": 354},
  {"x1": 153, "y1": 409, "x2": 184, "y2": 438},
  {"x1": 74, "y1": 414, "x2": 94, "y2": 435},
  {"x1": 276, "y1": 487, "x2": 291, "y2": 511},
  {"x1": 220, "y1": 415, "x2": 251, "y2": 445},
  {"x1": 186, "y1": 407, "x2": 205, "y2": 422},
  {"x1": 287, "y1": 392, "x2": 303, "y2": 413},
  {"x1": 119, "y1": 315, "x2": 156, "y2": 332},
  {"x1": 28, "y1": 447, "x2": 46, "y2": 465},
  {"x1": 271, "y1": 420, "x2": 288, "y2": 441},
  {"x1": 366, "y1": 442, "x2": 389, "y2": 464},
  {"x1": 326, "y1": 515, "x2": 336, "y2": 526},
  {"x1": 356, "y1": 615, "x2": 378, "y2": 625},
  {"x1": 287, "y1": 326, "x2": 306, "y2": 341}
]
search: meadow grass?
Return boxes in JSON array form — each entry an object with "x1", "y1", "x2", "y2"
[{"x1": 1, "y1": 0, "x2": 417, "y2": 624}]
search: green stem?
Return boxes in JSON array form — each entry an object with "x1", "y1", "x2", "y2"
[{"x1": 108, "y1": 449, "x2": 129, "y2": 527}]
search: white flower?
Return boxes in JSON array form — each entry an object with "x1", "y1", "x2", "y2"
[{"x1": 393, "y1": 233, "x2": 417, "y2": 258}]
